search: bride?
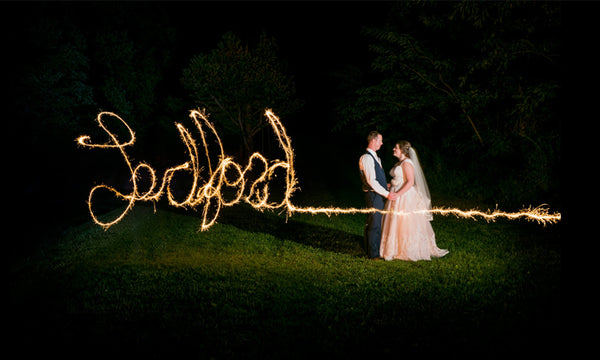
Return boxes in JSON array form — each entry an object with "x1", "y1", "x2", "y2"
[{"x1": 380, "y1": 141, "x2": 449, "y2": 261}]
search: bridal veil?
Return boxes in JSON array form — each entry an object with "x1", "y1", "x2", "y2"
[{"x1": 408, "y1": 147, "x2": 432, "y2": 220}]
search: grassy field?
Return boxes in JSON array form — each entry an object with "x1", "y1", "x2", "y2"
[{"x1": 10, "y1": 200, "x2": 560, "y2": 358}]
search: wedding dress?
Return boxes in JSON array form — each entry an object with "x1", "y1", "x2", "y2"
[{"x1": 380, "y1": 158, "x2": 449, "y2": 261}]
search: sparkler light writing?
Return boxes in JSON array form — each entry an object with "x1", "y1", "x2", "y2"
[
  {"x1": 77, "y1": 109, "x2": 297, "y2": 231},
  {"x1": 76, "y1": 109, "x2": 561, "y2": 231}
]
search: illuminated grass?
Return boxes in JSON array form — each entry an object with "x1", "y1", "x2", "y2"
[{"x1": 11, "y1": 204, "x2": 560, "y2": 357}]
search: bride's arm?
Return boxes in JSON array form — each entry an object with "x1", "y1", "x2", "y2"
[{"x1": 393, "y1": 161, "x2": 415, "y2": 197}]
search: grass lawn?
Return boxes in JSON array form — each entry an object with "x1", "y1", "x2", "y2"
[{"x1": 10, "y1": 201, "x2": 560, "y2": 358}]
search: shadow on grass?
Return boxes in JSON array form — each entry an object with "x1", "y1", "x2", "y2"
[
  {"x1": 164, "y1": 202, "x2": 367, "y2": 258},
  {"x1": 224, "y1": 205, "x2": 367, "y2": 258}
]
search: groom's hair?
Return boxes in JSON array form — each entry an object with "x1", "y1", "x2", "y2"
[{"x1": 367, "y1": 131, "x2": 381, "y2": 144}]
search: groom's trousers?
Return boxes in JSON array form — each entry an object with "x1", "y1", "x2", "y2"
[{"x1": 364, "y1": 191, "x2": 385, "y2": 259}]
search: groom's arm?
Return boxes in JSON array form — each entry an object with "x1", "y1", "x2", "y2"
[{"x1": 359, "y1": 155, "x2": 390, "y2": 198}]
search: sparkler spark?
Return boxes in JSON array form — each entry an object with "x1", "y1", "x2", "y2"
[
  {"x1": 289, "y1": 204, "x2": 561, "y2": 225},
  {"x1": 76, "y1": 109, "x2": 561, "y2": 231}
]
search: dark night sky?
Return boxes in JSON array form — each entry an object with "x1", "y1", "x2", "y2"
[
  {"x1": 6, "y1": 1, "x2": 391, "y2": 113},
  {"x1": 162, "y1": 1, "x2": 389, "y2": 80},
  {"x1": 16, "y1": 1, "x2": 390, "y2": 108}
]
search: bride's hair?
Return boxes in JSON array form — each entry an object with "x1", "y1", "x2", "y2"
[{"x1": 396, "y1": 140, "x2": 411, "y2": 157}]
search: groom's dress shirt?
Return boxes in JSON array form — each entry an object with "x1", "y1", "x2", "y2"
[{"x1": 359, "y1": 148, "x2": 389, "y2": 198}]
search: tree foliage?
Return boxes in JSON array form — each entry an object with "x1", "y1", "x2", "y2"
[
  {"x1": 94, "y1": 31, "x2": 162, "y2": 135},
  {"x1": 16, "y1": 18, "x2": 96, "y2": 143},
  {"x1": 16, "y1": 5, "x2": 177, "y2": 144},
  {"x1": 335, "y1": 1, "x2": 561, "y2": 206},
  {"x1": 181, "y1": 32, "x2": 302, "y2": 157}
]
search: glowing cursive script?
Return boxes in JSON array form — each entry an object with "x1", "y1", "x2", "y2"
[{"x1": 76, "y1": 109, "x2": 297, "y2": 231}]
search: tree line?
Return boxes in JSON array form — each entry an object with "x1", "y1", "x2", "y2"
[
  {"x1": 14, "y1": 1, "x2": 561, "y2": 211},
  {"x1": 334, "y1": 2, "x2": 561, "y2": 206}
]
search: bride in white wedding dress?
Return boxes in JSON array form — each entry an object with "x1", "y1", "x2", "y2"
[{"x1": 380, "y1": 141, "x2": 449, "y2": 261}]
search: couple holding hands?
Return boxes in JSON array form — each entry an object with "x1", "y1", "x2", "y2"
[{"x1": 359, "y1": 131, "x2": 449, "y2": 261}]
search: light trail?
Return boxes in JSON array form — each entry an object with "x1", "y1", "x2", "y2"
[
  {"x1": 76, "y1": 109, "x2": 561, "y2": 231},
  {"x1": 288, "y1": 204, "x2": 561, "y2": 225}
]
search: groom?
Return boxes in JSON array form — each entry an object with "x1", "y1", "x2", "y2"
[{"x1": 359, "y1": 131, "x2": 397, "y2": 259}]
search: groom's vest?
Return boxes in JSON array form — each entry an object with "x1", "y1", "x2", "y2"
[{"x1": 361, "y1": 152, "x2": 387, "y2": 193}]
